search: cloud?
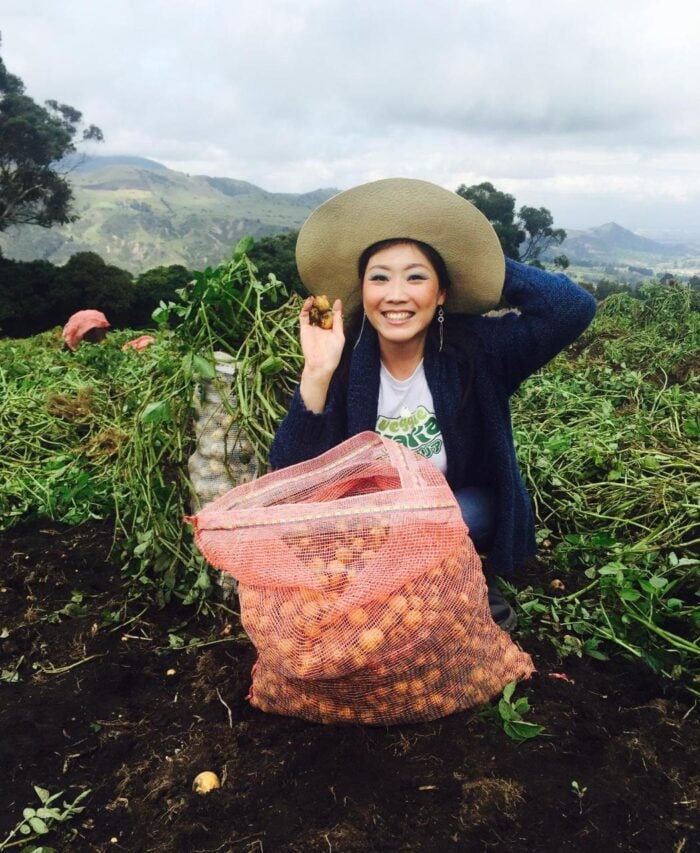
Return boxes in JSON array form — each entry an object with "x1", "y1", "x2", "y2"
[{"x1": 2, "y1": 0, "x2": 700, "y2": 229}]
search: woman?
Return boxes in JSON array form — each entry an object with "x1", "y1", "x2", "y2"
[{"x1": 270, "y1": 178, "x2": 596, "y2": 630}]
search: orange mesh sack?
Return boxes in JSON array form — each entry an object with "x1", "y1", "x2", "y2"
[{"x1": 189, "y1": 431, "x2": 534, "y2": 725}]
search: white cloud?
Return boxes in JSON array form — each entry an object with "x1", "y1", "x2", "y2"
[{"x1": 2, "y1": 0, "x2": 700, "y2": 230}]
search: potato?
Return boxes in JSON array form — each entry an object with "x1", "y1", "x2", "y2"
[
  {"x1": 380, "y1": 611, "x2": 398, "y2": 632},
  {"x1": 388, "y1": 594, "x2": 408, "y2": 614},
  {"x1": 347, "y1": 607, "x2": 369, "y2": 627},
  {"x1": 323, "y1": 560, "x2": 349, "y2": 592},
  {"x1": 350, "y1": 650, "x2": 367, "y2": 669},
  {"x1": 441, "y1": 695, "x2": 458, "y2": 715},
  {"x1": 276, "y1": 638, "x2": 294, "y2": 656},
  {"x1": 403, "y1": 609, "x2": 423, "y2": 629},
  {"x1": 279, "y1": 600, "x2": 296, "y2": 619},
  {"x1": 256, "y1": 614, "x2": 272, "y2": 631},
  {"x1": 192, "y1": 771, "x2": 220, "y2": 794},
  {"x1": 369, "y1": 526, "x2": 385, "y2": 545},
  {"x1": 358, "y1": 627, "x2": 384, "y2": 653},
  {"x1": 301, "y1": 600, "x2": 323, "y2": 619},
  {"x1": 410, "y1": 696, "x2": 428, "y2": 714},
  {"x1": 425, "y1": 667, "x2": 442, "y2": 685},
  {"x1": 303, "y1": 621, "x2": 322, "y2": 639},
  {"x1": 296, "y1": 653, "x2": 316, "y2": 677},
  {"x1": 335, "y1": 546, "x2": 354, "y2": 564}
]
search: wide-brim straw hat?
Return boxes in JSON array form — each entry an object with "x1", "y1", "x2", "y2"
[{"x1": 296, "y1": 177, "x2": 505, "y2": 315}]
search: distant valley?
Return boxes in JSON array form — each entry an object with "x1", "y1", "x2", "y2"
[
  {"x1": 1, "y1": 156, "x2": 699, "y2": 278},
  {"x1": 0, "y1": 156, "x2": 337, "y2": 274},
  {"x1": 548, "y1": 222, "x2": 700, "y2": 283}
]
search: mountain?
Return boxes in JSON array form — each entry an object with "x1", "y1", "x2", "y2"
[
  {"x1": 0, "y1": 156, "x2": 338, "y2": 274},
  {"x1": 558, "y1": 222, "x2": 689, "y2": 264}
]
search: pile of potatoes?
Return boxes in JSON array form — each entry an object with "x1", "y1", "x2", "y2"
[{"x1": 239, "y1": 521, "x2": 534, "y2": 725}]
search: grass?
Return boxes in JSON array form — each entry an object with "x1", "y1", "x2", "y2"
[
  {"x1": 0, "y1": 271, "x2": 697, "y2": 689},
  {"x1": 510, "y1": 284, "x2": 699, "y2": 690}
]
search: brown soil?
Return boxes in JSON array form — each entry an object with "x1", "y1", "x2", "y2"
[{"x1": 1, "y1": 522, "x2": 697, "y2": 852}]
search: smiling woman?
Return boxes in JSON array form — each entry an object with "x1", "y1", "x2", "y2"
[
  {"x1": 270, "y1": 178, "x2": 597, "y2": 630},
  {"x1": 360, "y1": 240, "x2": 446, "y2": 377}
]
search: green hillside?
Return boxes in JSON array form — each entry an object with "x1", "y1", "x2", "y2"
[{"x1": 0, "y1": 157, "x2": 337, "y2": 273}]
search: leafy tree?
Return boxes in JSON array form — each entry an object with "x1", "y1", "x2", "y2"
[
  {"x1": 248, "y1": 230, "x2": 305, "y2": 295},
  {"x1": 553, "y1": 254, "x2": 570, "y2": 270},
  {"x1": 0, "y1": 256, "x2": 64, "y2": 336},
  {"x1": 518, "y1": 206, "x2": 566, "y2": 263},
  {"x1": 0, "y1": 42, "x2": 103, "y2": 233},
  {"x1": 455, "y1": 182, "x2": 523, "y2": 259},
  {"x1": 61, "y1": 252, "x2": 134, "y2": 324},
  {"x1": 595, "y1": 278, "x2": 631, "y2": 300},
  {"x1": 455, "y1": 181, "x2": 567, "y2": 263},
  {"x1": 132, "y1": 264, "x2": 193, "y2": 327}
]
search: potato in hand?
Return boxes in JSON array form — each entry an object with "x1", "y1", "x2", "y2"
[{"x1": 309, "y1": 295, "x2": 334, "y2": 329}]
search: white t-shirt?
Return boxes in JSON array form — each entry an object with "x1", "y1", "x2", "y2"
[{"x1": 375, "y1": 360, "x2": 448, "y2": 474}]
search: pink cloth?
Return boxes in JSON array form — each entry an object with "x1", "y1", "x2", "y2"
[
  {"x1": 121, "y1": 335, "x2": 156, "y2": 352},
  {"x1": 62, "y1": 310, "x2": 110, "y2": 351}
]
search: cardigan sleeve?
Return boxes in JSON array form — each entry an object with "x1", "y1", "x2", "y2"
[
  {"x1": 268, "y1": 381, "x2": 346, "y2": 470},
  {"x1": 476, "y1": 258, "x2": 597, "y2": 395}
]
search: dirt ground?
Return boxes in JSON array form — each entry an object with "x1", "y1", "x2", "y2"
[{"x1": 1, "y1": 522, "x2": 697, "y2": 852}]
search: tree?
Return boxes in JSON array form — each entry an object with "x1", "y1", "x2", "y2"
[
  {"x1": 0, "y1": 42, "x2": 103, "y2": 233},
  {"x1": 131, "y1": 264, "x2": 193, "y2": 327},
  {"x1": 595, "y1": 278, "x2": 630, "y2": 300},
  {"x1": 248, "y1": 230, "x2": 305, "y2": 295},
  {"x1": 518, "y1": 206, "x2": 566, "y2": 263},
  {"x1": 61, "y1": 252, "x2": 134, "y2": 324},
  {"x1": 553, "y1": 254, "x2": 570, "y2": 271},
  {"x1": 455, "y1": 182, "x2": 523, "y2": 259},
  {"x1": 0, "y1": 256, "x2": 64, "y2": 336},
  {"x1": 455, "y1": 181, "x2": 567, "y2": 263}
]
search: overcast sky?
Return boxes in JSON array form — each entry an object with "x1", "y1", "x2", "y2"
[{"x1": 3, "y1": 0, "x2": 700, "y2": 234}]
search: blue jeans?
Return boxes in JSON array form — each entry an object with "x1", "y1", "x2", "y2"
[{"x1": 453, "y1": 487, "x2": 496, "y2": 554}]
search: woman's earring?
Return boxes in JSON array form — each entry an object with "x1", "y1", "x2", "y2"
[
  {"x1": 354, "y1": 312, "x2": 367, "y2": 350},
  {"x1": 437, "y1": 306, "x2": 445, "y2": 353}
]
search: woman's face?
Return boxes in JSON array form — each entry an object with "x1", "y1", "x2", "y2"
[{"x1": 361, "y1": 242, "x2": 445, "y2": 350}]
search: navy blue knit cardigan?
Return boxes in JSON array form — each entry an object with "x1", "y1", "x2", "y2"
[{"x1": 269, "y1": 259, "x2": 596, "y2": 576}]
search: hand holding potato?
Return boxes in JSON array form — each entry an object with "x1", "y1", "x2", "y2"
[{"x1": 299, "y1": 295, "x2": 345, "y2": 413}]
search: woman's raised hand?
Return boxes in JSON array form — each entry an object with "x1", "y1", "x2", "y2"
[
  {"x1": 298, "y1": 296, "x2": 344, "y2": 414},
  {"x1": 299, "y1": 296, "x2": 345, "y2": 378}
]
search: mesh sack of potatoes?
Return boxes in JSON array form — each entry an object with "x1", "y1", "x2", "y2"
[
  {"x1": 188, "y1": 432, "x2": 534, "y2": 725},
  {"x1": 188, "y1": 352, "x2": 259, "y2": 510}
]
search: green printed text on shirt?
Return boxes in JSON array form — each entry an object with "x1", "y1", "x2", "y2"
[{"x1": 376, "y1": 405, "x2": 444, "y2": 459}]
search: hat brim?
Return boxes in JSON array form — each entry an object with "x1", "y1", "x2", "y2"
[{"x1": 295, "y1": 178, "x2": 505, "y2": 315}]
